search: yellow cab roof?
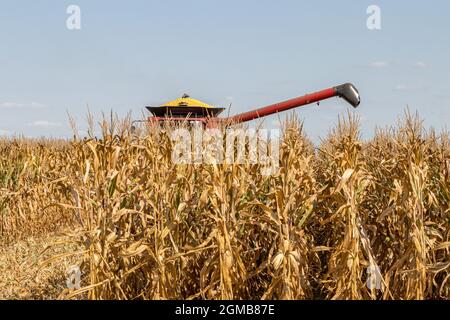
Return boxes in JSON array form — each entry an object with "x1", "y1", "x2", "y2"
[{"x1": 160, "y1": 95, "x2": 216, "y2": 109}]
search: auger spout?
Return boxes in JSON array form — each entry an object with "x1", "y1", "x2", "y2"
[{"x1": 224, "y1": 83, "x2": 360, "y2": 124}]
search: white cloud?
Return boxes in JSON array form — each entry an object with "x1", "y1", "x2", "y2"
[
  {"x1": 0, "y1": 102, "x2": 24, "y2": 108},
  {"x1": 369, "y1": 61, "x2": 389, "y2": 68},
  {"x1": 0, "y1": 129, "x2": 11, "y2": 136},
  {"x1": 30, "y1": 102, "x2": 47, "y2": 109},
  {"x1": 394, "y1": 84, "x2": 408, "y2": 91},
  {"x1": 29, "y1": 120, "x2": 63, "y2": 128},
  {"x1": 413, "y1": 62, "x2": 428, "y2": 68},
  {"x1": 0, "y1": 101, "x2": 47, "y2": 109}
]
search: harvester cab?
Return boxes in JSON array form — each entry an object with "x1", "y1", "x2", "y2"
[
  {"x1": 140, "y1": 83, "x2": 360, "y2": 128},
  {"x1": 145, "y1": 94, "x2": 225, "y2": 126}
]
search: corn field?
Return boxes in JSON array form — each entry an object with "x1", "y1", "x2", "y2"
[{"x1": 0, "y1": 112, "x2": 449, "y2": 300}]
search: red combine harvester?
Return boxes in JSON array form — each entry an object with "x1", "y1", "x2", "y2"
[{"x1": 141, "y1": 83, "x2": 360, "y2": 127}]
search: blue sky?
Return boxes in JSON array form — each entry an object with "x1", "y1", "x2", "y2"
[{"x1": 0, "y1": 0, "x2": 449, "y2": 140}]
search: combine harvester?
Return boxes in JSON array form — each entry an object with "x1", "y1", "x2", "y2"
[{"x1": 138, "y1": 83, "x2": 360, "y2": 127}]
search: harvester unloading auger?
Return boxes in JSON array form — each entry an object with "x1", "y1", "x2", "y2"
[{"x1": 139, "y1": 83, "x2": 360, "y2": 127}]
